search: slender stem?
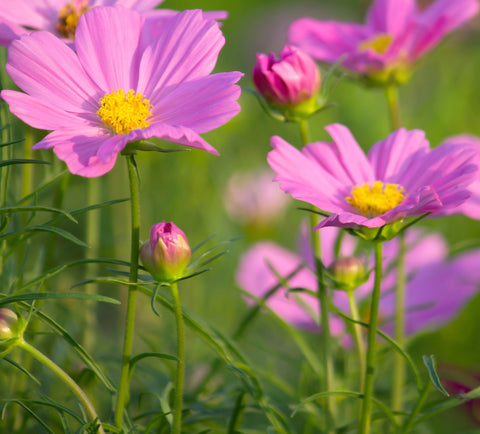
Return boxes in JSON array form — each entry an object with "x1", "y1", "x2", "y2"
[
  {"x1": 298, "y1": 119, "x2": 310, "y2": 147},
  {"x1": 21, "y1": 128, "x2": 33, "y2": 200},
  {"x1": 347, "y1": 289, "x2": 366, "y2": 389},
  {"x1": 114, "y1": 155, "x2": 141, "y2": 429},
  {"x1": 360, "y1": 241, "x2": 383, "y2": 434},
  {"x1": 392, "y1": 232, "x2": 407, "y2": 416},
  {"x1": 170, "y1": 282, "x2": 185, "y2": 434},
  {"x1": 18, "y1": 340, "x2": 104, "y2": 433},
  {"x1": 298, "y1": 119, "x2": 336, "y2": 431},
  {"x1": 401, "y1": 382, "x2": 431, "y2": 433},
  {"x1": 385, "y1": 86, "x2": 401, "y2": 131}
]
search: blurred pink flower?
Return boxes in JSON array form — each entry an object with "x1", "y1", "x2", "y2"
[
  {"x1": 1, "y1": 7, "x2": 242, "y2": 177},
  {"x1": 237, "y1": 224, "x2": 479, "y2": 337},
  {"x1": 224, "y1": 168, "x2": 289, "y2": 226},
  {"x1": 0, "y1": 0, "x2": 227, "y2": 46},
  {"x1": 439, "y1": 134, "x2": 480, "y2": 220},
  {"x1": 267, "y1": 124, "x2": 478, "y2": 230},
  {"x1": 289, "y1": 0, "x2": 478, "y2": 83},
  {"x1": 252, "y1": 45, "x2": 320, "y2": 108}
]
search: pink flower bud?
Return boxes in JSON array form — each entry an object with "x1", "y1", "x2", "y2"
[
  {"x1": 328, "y1": 257, "x2": 366, "y2": 291},
  {"x1": 140, "y1": 222, "x2": 191, "y2": 282},
  {"x1": 252, "y1": 45, "x2": 320, "y2": 109},
  {"x1": 0, "y1": 308, "x2": 19, "y2": 340}
]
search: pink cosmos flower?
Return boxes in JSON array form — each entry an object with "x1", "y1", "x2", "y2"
[
  {"x1": 439, "y1": 134, "x2": 480, "y2": 220},
  {"x1": 252, "y1": 45, "x2": 320, "y2": 108},
  {"x1": 1, "y1": 6, "x2": 242, "y2": 177},
  {"x1": 0, "y1": 0, "x2": 227, "y2": 46},
  {"x1": 267, "y1": 124, "x2": 478, "y2": 230},
  {"x1": 223, "y1": 168, "x2": 290, "y2": 227},
  {"x1": 237, "y1": 224, "x2": 479, "y2": 338},
  {"x1": 289, "y1": 0, "x2": 478, "y2": 82}
]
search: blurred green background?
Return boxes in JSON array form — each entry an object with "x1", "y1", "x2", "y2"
[{"x1": 2, "y1": 0, "x2": 480, "y2": 432}]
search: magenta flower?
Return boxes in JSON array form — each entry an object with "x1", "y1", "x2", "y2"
[
  {"x1": 140, "y1": 221, "x2": 191, "y2": 282},
  {"x1": 289, "y1": 0, "x2": 478, "y2": 83},
  {"x1": 0, "y1": 0, "x2": 227, "y2": 46},
  {"x1": 252, "y1": 45, "x2": 320, "y2": 112},
  {"x1": 1, "y1": 7, "x2": 242, "y2": 177},
  {"x1": 267, "y1": 124, "x2": 478, "y2": 231},
  {"x1": 439, "y1": 134, "x2": 480, "y2": 220},
  {"x1": 237, "y1": 224, "x2": 479, "y2": 338}
]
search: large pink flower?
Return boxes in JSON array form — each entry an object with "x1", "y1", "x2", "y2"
[
  {"x1": 1, "y1": 6, "x2": 242, "y2": 177},
  {"x1": 0, "y1": 0, "x2": 227, "y2": 46},
  {"x1": 267, "y1": 124, "x2": 478, "y2": 230},
  {"x1": 289, "y1": 0, "x2": 478, "y2": 82}
]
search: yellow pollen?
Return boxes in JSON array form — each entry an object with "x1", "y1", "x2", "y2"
[
  {"x1": 359, "y1": 34, "x2": 393, "y2": 54},
  {"x1": 346, "y1": 181, "x2": 405, "y2": 218},
  {"x1": 56, "y1": 1, "x2": 91, "y2": 39},
  {"x1": 97, "y1": 89, "x2": 153, "y2": 135}
]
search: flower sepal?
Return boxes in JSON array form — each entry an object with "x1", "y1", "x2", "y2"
[
  {"x1": 0, "y1": 308, "x2": 26, "y2": 358},
  {"x1": 325, "y1": 257, "x2": 369, "y2": 291}
]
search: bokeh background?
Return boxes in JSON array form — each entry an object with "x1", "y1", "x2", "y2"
[{"x1": 2, "y1": 0, "x2": 480, "y2": 432}]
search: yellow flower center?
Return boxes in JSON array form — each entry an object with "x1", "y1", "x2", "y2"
[
  {"x1": 346, "y1": 181, "x2": 405, "y2": 218},
  {"x1": 359, "y1": 34, "x2": 393, "y2": 54},
  {"x1": 97, "y1": 89, "x2": 153, "y2": 135},
  {"x1": 56, "y1": 1, "x2": 91, "y2": 39}
]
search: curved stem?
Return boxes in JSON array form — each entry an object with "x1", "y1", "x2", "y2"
[
  {"x1": 170, "y1": 282, "x2": 185, "y2": 434},
  {"x1": 298, "y1": 119, "x2": 310, "y2": 146},
  {"x1": 392, "y1": 232, "x2": 407, "y2": 416},
  {"x1": 385, "y1": 86, "x2": 401, "y2": 131},
  {"x1": 360, "y1": 241, "x2": 383, "y2": 434},
  {"x1": 347, "y1": 289, "x2": 366, "y2": 390},
  {"x1": 114, "y1": 155, "x2": 141, "y2": 429},
  {"x1": 18, "y1": 340, "x2": 104, "y2": 433},
  {"x1": 401, "y1": 382, "x2": 431, "y2": 433}
]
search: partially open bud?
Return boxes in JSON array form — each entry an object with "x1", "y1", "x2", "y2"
[
  {"x1": 252, "y1": 45, "x2": 321, "y2": 120},
  {"x1": 327, "y1": 257, "x2": 367, "y2": 291},
  {"x1": 140, "y1": 222, "x2": 191, "y2": 282}
]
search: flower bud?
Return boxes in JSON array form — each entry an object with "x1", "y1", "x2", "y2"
[
  {"x1": 140, "y1": 221, "x2": 191, "y2": 282},
  {"x1": 0, "y1": 308, "x2": 20, "y2": 341},
  {"x1": 328, "y1": 257, "x2": 366, "y2": 291},
  {"x1": 252, "y1": 45, "x2": 320, "y2": 119}
]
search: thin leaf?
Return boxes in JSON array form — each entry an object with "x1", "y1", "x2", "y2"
[
  {"x1": 0, "y1": 292, "x2": 120, "y2": 307},
  {"x1": 0, "y1": 138, "x2": 24, "y2": 148},
  {"x1": 423, "y1": 355, "x2": 450, "y2": 396},
  {"x1": 0, "y1": 206, "x2": 77, "y2": 222},
  {"x1": 129, "y1": 352, "x2": 179, "y2": 371},
  {"x1": 1, "y1": 399, "x2": 54, "y2": 433},
  {"x1": 0, "y1": 159, "x2": 51, "y2": 168},
  {"x1": 3, "y1": 356, "x2": 41, "y2": 385},
  {"x1": 0, "y1": 225, "x2": 87, "y2": 248}
]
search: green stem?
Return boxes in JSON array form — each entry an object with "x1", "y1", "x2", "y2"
[
  {"x1": 298, "y1": 119, "x2": 310, "y2": 146},
  {"x1": 298, "y1": 118, "x2": 336, "y2": 431},
  {"x1": 170, "y1": 282, "x2": 185, "y2": 434},
  {"x1": 392, "y1": 232, "x2": 407, "y2": 416},
  {"x1": 21, "y1": 129, "x2": 33, "y2": 200},
  {"x1": 360, "y1": 241, "x2": 383, "y2": 434},
  {"x1": 347, "y1": 289, "x2": 366, "y2": 390},
  {"x1": 114, "y1": 155, "x2": 140, "y2": 429},
  {"x1": 401, "y1": 382, "x2": 431, "y2": 433},
  {"x1": 385, "y1": 86, "x2": 401, "y2": 130},
  {"x1": 18, "y1": 340, "x2": 104, "y2": 433}
]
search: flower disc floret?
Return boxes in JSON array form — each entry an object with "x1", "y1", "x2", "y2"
[
  {"x1": 358, "y1": 34, "x2": 392, "y2": 54},
  {"x1": 346, "y1": 181, "x2": 405, "y2": 218},
  {"x1": 56, "y1": 1, "x2": 91, "y2": 39},
  {"x1": 97, "y1": 89, "x2": 153, "y2": 135}
]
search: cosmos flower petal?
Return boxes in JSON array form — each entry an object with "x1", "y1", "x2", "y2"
[
  {"x1": 114, "y1": 0, "x2": 165, "y2": 13},
  {"x1": 34, "y1": 128, "x2": 123, "y2": 177},
  {"x1": 268, "y1": 136, "x2": 347, "y2": 212},
  {"x1": 75, "y1": 5, "x2": 144, "y2": 91},
  {"x1": 137, "y1": 9, "x2": 225, "y2": 97},
  {"x1": 289, "y1": 18, "x2": 370, "y2": 63},
  {"x1": 0, "y1": 19, "x2": 28, "y2": 46},
  {"x1": 366, "y1": 0, "x2": 417, "y2": 35},
  {"x1": 4, "y1": 31, "x2": 100, "y2": 113},
  {"x1": 1, "y1": 90, "x2": 88, "y2": 130},
  {"x1": 0, "y1": 0, "x2": 55, "y2": 31},
  {"x1": 411, "y1": 0, "x2": 479, "y2": 60},
  {"x1": 368, "y1": 128, "x2": 428, "y2": 183},
  {"x1": 152, "y1": 72, "x2": 242, "y2": 133}
]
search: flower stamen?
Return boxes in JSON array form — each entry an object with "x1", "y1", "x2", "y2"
[
  {"x1": 56, "y1": 1, "x2": 91, "y2": 39},
  {"x1": 97, "y1": 89, "x2": 153, "y2": 135},
  {"x1": 359, "y1": 34, "x2": 393, "y2": 54},
  {"x1": 346, "y1": 181, "x2": 405, "y2": 218}
]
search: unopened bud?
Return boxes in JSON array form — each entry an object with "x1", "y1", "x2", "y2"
[
  {"x1": 328, "y1": 257, "x2": 366, "y2": 291},
  {"x1": 140, "y1": 221, "x2": 191, "y2": 282},
  {"x1": 0, "y1": 308, "x2": 20, "y2": 341}
]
